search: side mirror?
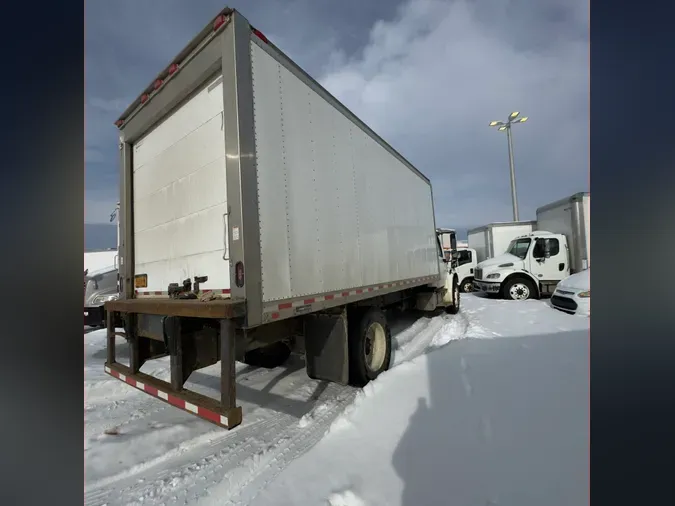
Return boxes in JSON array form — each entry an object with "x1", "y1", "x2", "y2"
[{"x1": 451, "y1": 251, "x2": 459, "y2": 260}]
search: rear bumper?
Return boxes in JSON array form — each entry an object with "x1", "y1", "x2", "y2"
[
  {"x1": 84, "y1": 306, "x2": 104, "y2": 327},
  {"x1": 473, "y1": 280, "x2": 501, "y2": 294}
]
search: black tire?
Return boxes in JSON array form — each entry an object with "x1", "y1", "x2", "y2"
[
  {"x1": 348, "y1": 308, "x2": 392, "y2": 387},
  {"x1": 503, "y1": 277, "x2": 537, "y2": 301},
  {"x1": 243, "y1": 341, "x2": 291, "y2": 369},
  {"x1": 460, "y1": 277, "x2": 474, "y2": 293},
  {"x1": 446, "y1": 277, "x2": 460, "y2": 315}
]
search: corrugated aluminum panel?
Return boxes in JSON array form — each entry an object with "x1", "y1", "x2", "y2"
[{"x1": 251, "y1": 42, "x2": 438, "y2": 303}]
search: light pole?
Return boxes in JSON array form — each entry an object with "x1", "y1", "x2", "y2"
[{"x1": 489, "y1": 112, "x2": 528, "y2": 222}]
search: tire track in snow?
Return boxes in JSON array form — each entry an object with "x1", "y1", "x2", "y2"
[
  {"x1": 225, "y1": 311, "x2": 473, "y2": 506},
  {"x1": 217, "y1": 386, "x2": 358, "y2": 506},
  {"x1": 85, "y1": 413, "x2": 288, "y2": 506},
  {"x1": 85, "y1": 305, "x2": 477, "y2": 505}
]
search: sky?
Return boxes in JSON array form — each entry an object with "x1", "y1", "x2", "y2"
[{"x1": 85, "y1": 0, "x2": 588, "y2": 230}]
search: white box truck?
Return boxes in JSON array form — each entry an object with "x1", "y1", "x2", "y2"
[
  {"x1": 104, "y1": 7, "x2": 461, "y2": 430},
  {"x1": 467, "y1": 221, "x2": 537, "y2": 263},
  {"x1": 84, "y1": 204, "x2": 121, "y2": 327},
  {"x1": 473, "y1": 192, "x2": 590, "y2": 300}
]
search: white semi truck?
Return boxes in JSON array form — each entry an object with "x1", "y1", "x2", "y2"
[
  {"x1": 84, "y1": 204, "x2": 121, "y2": 327},
  {"x1": 467, "y1": 221, "x2": 537, "y2": 263},
  {"x1": 473, "y1": 192, "x2": 590, "y2": 300},
  {"x1": 104, "y1": 7, "x2": 461, "y2": 430}
]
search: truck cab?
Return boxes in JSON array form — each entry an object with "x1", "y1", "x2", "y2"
[
  {"x1": 84, "y1": 266, "x2": 120, "y2": 327},
  {"x1": 455, "y1": 247, "x2": 477, "y2": 293},
  {"x1": 435, "y1": 228, "x2": 460, "y2": 312},
  {"x1": 472, "y1": 231, "x2": 570, "y2": 300}
]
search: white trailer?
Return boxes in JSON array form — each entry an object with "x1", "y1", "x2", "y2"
[
  {"x1": 467, "y1": 221, "x2": 537, "y2": 263},
  {"x1": 104, "y1": 7, "x2": 460, "y2": 430},
  {"x1": 84, "y1": 250, "x2": 118, "y2": 275},
  {"x1": 473, "y1": 192, "x2": 590, "y2": 301}
]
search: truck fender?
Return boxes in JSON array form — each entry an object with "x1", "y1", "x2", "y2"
[{"x1": 501, "y1": 271, "x2": 540, "y2": 298}]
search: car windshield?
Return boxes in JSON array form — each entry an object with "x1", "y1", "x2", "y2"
[{"x1": 506, "y1": 238, "x2": 531, "y2": 259}]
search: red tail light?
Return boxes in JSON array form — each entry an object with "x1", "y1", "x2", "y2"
[
  {"x1": 153, "y1": 79, "x2": 163, "y2": 90},
  {"x1": 140, "y1": 94, "x2": 149, "y2": 104},
  {"x1": 251, "y1": 28, "x2": 269, "y2": 44},
  {"x1": 168, "y1": 63, "x2": 179, "y2": 75},
  {"x1": 213, "y1": 14, "x2": 226, "y2": 31}
]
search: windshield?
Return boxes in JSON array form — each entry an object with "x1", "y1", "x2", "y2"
[{"x1": 506, "y1": 238, "x2": 531, "y2": 259}]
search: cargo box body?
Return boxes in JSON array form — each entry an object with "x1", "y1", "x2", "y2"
[
  {"x1": 536, "y1": 192, "x2": 590, "y2": 273},
  {"x1": 467, "y1": 221, "x2": 537, "y2": 263},
  {"x1": 115, "y1": 11, "x2": 440, "y2": 328}
]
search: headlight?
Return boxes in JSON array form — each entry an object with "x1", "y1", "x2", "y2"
[
  {"x1": 93, "y1": 294, "x2": 119, "y2": 305},
  {"x1": 486, "y1": 273, "x2": 501, "y2": 280},
  {"x1": 577, "y1": 291, "x2": 590, "y2": 298}
]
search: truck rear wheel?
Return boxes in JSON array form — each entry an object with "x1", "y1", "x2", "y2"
[
  {"x1": 348, "y1": 308, "x2": 392, "y2": 387},
  {"x1": 243, "y1": 341, "x2": 291, "y2": 369},
  {"x1": 503, "y1": 277, "x2": 537, "y2": 301}
]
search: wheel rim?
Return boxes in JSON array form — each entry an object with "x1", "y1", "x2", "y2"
[
  {"x1": 364, "y1": 322, "x2": 387, "y2": 372},
  {"x1": 463, "y1": 281, "x2": 472, "y2": 292},
  {"x1": 509, "y1": 283, "x2": 530, "y2": 300}
]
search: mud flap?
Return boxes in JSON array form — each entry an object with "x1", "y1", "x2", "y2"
[{"x1": 304, "y1": 310, "x2": 349, "y2": 385}]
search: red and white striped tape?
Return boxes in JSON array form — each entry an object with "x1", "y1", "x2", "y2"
[
  {"x1": 104, "y1": 366, "x2": 229, "y2": 427},
  {"x1": 266, "y1": 276, "x2": 436, "y2": 319},
  {"x1": 135, "y1": 289, "x2": 232, "y2": 297}
]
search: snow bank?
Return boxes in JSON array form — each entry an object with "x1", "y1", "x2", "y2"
[
  {"x1": 244, "y1": 298, "x2": 589, "y2": 506},
  {"x1": 85, "y1": 295, "x2": 589, "y2": 506}
]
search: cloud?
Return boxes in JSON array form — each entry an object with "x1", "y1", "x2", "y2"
[
  {"x1": 315, "y1": 0, "x2": 589, "y2": 227},
  {"x1": 83, "y1": 0, "x2": 588, "y2": 229}
]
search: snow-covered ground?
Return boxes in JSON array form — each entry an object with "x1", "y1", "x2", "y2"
[{"x1": 84, "y1": 294, "x2": 589, "y2": 506}]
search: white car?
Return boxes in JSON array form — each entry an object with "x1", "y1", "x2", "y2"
[{"x1": 550, "y1": 269, "x2": 590, "y2": 316}]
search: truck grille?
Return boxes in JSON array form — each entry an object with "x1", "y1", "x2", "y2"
[
  {"x1": 475, "y1": 268, "x2": 482, "y2": 280},
  {"x1": 551, "y1": 295, "x2": 578, "y2": 313}
]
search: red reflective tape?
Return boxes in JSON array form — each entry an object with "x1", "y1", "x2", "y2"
[
  {"x1": 356, "y1": 289, "x2": 363, "y2": 294},
  {"x1": 325, "y1": 294, "x2": 334, "y2": 300},
  {"x1": 278, "y1": 302, "x2": 292, "y2": 310},
  {"x1": 271, "y1": 312, "x2": 280, "y2": 320},
  {"x1": 145, "y1": 385, "x2": 158, "y2": 396},
  {"x1": 126, "y1": 377, "x2": 137, "y2": 387},
  {"x1": 198, "y1": 407, "x2": 222, "y2": 425},
  {"x1": 304, "y1": 298, "x2": 315, "y2": 304},
  {"x1": 342, "y1": 292, "x2": 350, "y2": 297},
  {"x1": 368, "y1": 287, "x2": 374, "y2": 292},
  {"x1": 167, "y1": 395, "x2": 185, "y2": 409}
]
